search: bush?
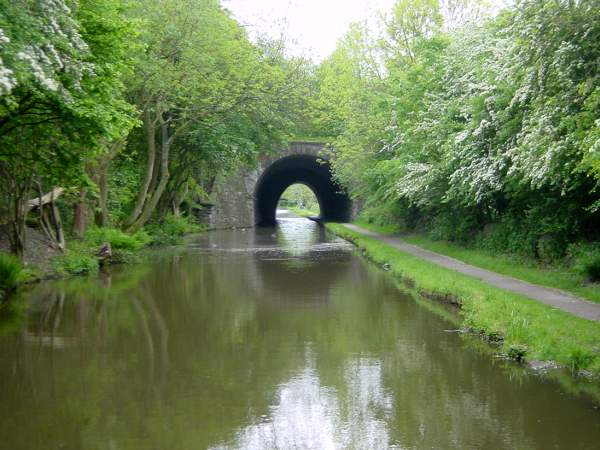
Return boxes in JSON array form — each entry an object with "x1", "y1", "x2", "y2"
[
  {"x1": 473, "y1": 205, "x2": 576, "y2": 263},
  {"x1": 81, "y1": 227, "x2": 152, "y2": 264},
  {"x1": 53, "y1": 251, "x2": 99, "y2": 276},
  {"x1": 427, "y1": 209, "x2": 481, "y2": 245},
  {"x1": 583, "y1": 257, "x2": 600, "y2": 282},
  {"x1": 474, "y1": 215, "x2": 538, "y2": 258},
  {"x1": 0, "y1": 252, "x2": 23, "y2": 299},
  {"x1": 51, "y1": 226, "x2": 154, "y2": 276},
  {"x1": 357, "y1": 203, "x2": 408, "y2": 232},
  {"x1": 85, "y1": 227, "x2": 151, "y2": 251},
  {"x1": 145, "y1": 214, "x2": 204, "y2": 246},
  {"x1": 569, "y1": 243, "x2": 600, "y2": 282}
]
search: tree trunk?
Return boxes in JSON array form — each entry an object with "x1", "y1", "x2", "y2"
[
  {"x1": 91, "y1": 139, "x2": 124, "y2": 228},
  {"x1": 72, "y1": 188, "x2": 87, "y2": 238},
  {"x1": 50, "y1": 196, "x2": 65, "y2": 251},
  {"x1": 10, "y1": 197, "x2": 26, "y2": 259},
  {"x1": 124, "y1": 106, "x2": 157, "y2": 228},
  {"x1": 7, "y1": 173, "x2": 32, "y2": 259},
  {"x1": 26, "y1": 187, "x2": 64, "y2": 211},
  {"x1": 127, "y1": 119, "x2": 171, "y2": 232},
  {"x1": 95, "y1": 169, "x2": 109, "y2": 227},
  {"x1": 172, "y1": 180, "x2": 188, "y2": 217}
]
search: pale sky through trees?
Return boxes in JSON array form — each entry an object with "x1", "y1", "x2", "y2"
[
  {"x1": 223, "y1": 0, "x2": 511, "y2": 61},
  {"x1": 223, "y1": 0, "x2": 397, "y2": 61}
]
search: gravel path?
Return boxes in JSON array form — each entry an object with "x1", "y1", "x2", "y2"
[{"x1": 344, "y1": 224, "x2": 600, "y2": 323}]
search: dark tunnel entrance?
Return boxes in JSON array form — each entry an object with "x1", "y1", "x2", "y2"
[{"x1": 254, "y1": 154, "x2": 352, "y2": 226}]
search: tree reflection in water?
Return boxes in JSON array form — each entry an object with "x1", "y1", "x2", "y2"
[{"x1": 0, "y1": 217, "x2": 600, "y2": 449}]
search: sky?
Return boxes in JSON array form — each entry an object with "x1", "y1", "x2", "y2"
[
  {"x1": 223, "y1": 0, "x2": 511, "y2": 62},
  {"x1": 222, "y1": 0, "x2": 397, "y2": 61}
]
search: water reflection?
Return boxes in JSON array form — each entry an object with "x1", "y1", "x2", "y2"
[
  {"x1": 215, "y1": 352, "x2": 393, "y2": 450},
  {"x1": 0, "y1": 215, "x2": 600, "y2": 449}
]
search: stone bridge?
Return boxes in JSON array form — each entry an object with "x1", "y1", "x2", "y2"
[{"x1": 209, "y1": 142, "x2": 353, "y2": 228}]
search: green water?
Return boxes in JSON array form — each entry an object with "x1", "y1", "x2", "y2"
[{"x1": 0, "y1": 213, "x2": 599, "y2": 449}]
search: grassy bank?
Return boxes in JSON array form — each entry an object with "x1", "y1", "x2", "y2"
[
  {"x1": 288, "y1": 206, "x2": 319, "y2": 218},
  {"x1": 53, "y1": 215, "x2": 205, "y2": 276},
  {"x1": 0, "y1": 214, "x2": 205, "y2": 299},
  {"x1": 0, "y1": 253, "x2": 25, "y2": 301},
  {"x1": 326, "y1": 223, "x2": 600, "y2": 376},
  {"x1": 354, "y1": 220, "x2": 600, "y2": 304}
]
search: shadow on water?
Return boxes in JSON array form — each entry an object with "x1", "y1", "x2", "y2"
[{"x1": 0, "y1": 211, "x2": 599, "y2": 449}]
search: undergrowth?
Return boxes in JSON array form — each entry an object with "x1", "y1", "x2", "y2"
[
  {"x1": 0, "y1": 252, "x2": 23, "y2": 300},
  {"x1": 53, "y1": 215, "x2": 204, "y2": 276},
  {"x1": 145, "y1": 214, "x2": 206, "y2": 245}
]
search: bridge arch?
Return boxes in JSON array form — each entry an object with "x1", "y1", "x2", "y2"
[{"x1": 254, "y1": 154, "x2": 351, "y2": 225}]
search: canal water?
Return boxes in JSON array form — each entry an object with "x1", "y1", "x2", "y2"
[{"x1": 1, "y1": 212, "x2": 599, "y2": 449}]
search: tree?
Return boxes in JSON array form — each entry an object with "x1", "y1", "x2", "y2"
[
  {"x1": 0, "y1": 0, "x2": 137, "y2": 256},
  {"x1": 383, "y1": 0, "x2": 443, "y2": 65},
  {"x1": 122, "y1": 0, "x2": 312, "y2": 231},
  {"x1": 315, "y1": 0, "x2": 600, "y2": 258}
]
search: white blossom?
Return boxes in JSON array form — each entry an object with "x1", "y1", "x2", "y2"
[
  {"x1": 17, "y1": 47, "x2": 59, "y2": 92},
  {"x1": 454, "y1": 130, "x2": 469, "y2": 144},
  {"x1": 0, "y1": 29, "x2": 9, "y2": 45},
  {"x1": 0, "y1": 28, "x2": 16, "y2": 95}
]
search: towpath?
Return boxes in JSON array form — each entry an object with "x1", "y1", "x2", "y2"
[{"x1": 343, "y1": 224, "x2": 600, "y2": 323}]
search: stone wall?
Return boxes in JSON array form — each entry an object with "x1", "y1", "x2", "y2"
[{"x1": 208, "y1": 166, "x2": 260, "y2": 229}]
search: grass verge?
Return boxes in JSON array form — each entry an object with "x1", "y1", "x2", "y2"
[
  {"x1": 288, "y1": 206, "x2": 319, "y2": 218},
  {"x1": 327, "y1": 222, "x2": 600, "y2": 376},
  {"x1": 353, "y1": 219, "x2": 600, "y2": 304}
]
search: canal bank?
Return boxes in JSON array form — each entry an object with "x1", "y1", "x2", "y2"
[
  {"x1": 0, "y1": 215, "x2": 205, "y2": 302},
  {"x1": 326, "y1": 223, "x2": 600, "y2": 377}
]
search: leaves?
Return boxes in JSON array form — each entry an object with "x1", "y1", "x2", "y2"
[{"x1": 316, "y1": 0, "x2": 600, "y2": 251}]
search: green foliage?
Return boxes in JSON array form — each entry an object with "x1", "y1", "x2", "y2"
[
  {"x1": 121, "y1": 0, "x2": 314, "y2": 231},
  {"x1": 506, "y1": 344, "x2": 528, "y2": 362},
  {"x1": 279, "y1": 184, "x2": 320, "y2": 214},
  {"x1": 0, "y1": 0, "x2": 140, "y2": 254},
  {"x1": 53, "y1": 248, "x2": 99, "y2": 276},
  {"x1": 568, "y1": 348, "x2": 595, "y2": 373},
  {"x1": 145, "y1": 215, "x2": 205, "y2": 246},
  {"x1": 0, "y1": 252, "x2": 22, "y2": 299},
  {"x1": 355, "y1": 204, "x2": 406, "y2": 232},
  {"x1": 287, "y1": 207, "x2": 318, "y2": 218},
  {"x1": 82, "y1": 227, "x2": 152, "y2": 263},
  {"x1": 0, "y1": 0, "x2": 139, "y2": 167},
  {"x1": 581, "y1": 258, "x2": 600, "y2": 283},
  {"x1": 569, "y1": 243, "x2": 600, "y2": 282},
  {"x1": 54, "y1": 227, "x2": 154, "y2": 276},
  {"x1": 2, "y1": 0, "x2": 312, "y2": 254},
  {"x1": 85, "y1": 227, "x2": 151, "y2": 251},
  {"x1": 316, "y1": 0, "x2": 600, "y2": 265}
]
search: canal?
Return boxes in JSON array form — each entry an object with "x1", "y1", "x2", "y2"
[{"x1": 0, "y1": 212, "x2": 599, "y2": 449}]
